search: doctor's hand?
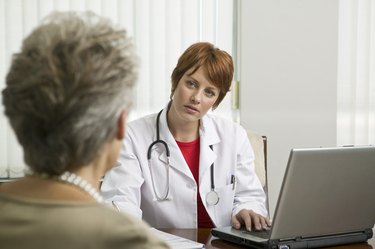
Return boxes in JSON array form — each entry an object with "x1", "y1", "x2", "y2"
[{"x1": 231, "y1": 209, "x2": 272, "y2": 231}]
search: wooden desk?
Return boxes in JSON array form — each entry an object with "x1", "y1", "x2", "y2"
[{"x1": 161, "y1": 228, "x2": 374, "y2": 249}]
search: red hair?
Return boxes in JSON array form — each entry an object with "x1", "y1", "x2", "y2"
[{"x1": 170, "y1": 42, "x2": 234, "y2": 109}]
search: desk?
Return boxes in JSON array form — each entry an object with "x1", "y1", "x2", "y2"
[{"x1": 161, "y1": 228, "x2": 374, "y2": 249}]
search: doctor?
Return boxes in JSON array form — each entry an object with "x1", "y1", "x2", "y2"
[{"x1": 101, "y1": 42, "x2": 271, "y2": 231}]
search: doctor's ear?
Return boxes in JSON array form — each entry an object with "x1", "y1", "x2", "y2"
[{"x1": 116, "y1": 110, "x2": 128, "y2": 140}]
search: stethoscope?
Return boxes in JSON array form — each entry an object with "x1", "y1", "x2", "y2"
[{"x1": 147, "y1": 109, "x2": 220, "y2": 206}]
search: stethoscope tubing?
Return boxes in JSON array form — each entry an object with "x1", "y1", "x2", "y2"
[{"x1": 147, "y1": 108, "x2": 218, "y2": 205}]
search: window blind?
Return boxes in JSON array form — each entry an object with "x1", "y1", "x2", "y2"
[
  {"x1": 337, "y1": 0, "x2": 375, "y2": 146},
  {"x1": 0, "y1": 0, "x2": 234, "y2": 178}
]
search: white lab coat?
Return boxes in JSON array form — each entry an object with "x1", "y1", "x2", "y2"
[{"x1": 101, "y1": 107, "x2": 267, "y2": 228}]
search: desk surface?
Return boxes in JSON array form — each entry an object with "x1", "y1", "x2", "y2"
[{"x1": 161, "y1": 228, "x2": 374, "y2": 249}]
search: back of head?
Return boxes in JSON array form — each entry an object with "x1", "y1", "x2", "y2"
[{"x1": 2, "y1": 11, "x2": 138, "y2": 175}]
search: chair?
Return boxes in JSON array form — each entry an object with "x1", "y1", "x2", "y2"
[{"x1": 246, "y1": 130, "x2": 269, "y2": 214}]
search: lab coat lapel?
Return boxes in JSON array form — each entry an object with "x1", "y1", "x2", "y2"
[
  {"x1": 156, "y1": 107, "x2": 194, "y2": 179},
  {"x1": 198, "y1": 115, "x2": 220, "y2": 186},
  {"x1": 198, "y1": 115, "x2": 222, "y2": 227}
]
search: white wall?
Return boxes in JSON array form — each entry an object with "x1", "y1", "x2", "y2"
[{"x1": 238, "y1": 0, "x2": 338, "y2": 216}]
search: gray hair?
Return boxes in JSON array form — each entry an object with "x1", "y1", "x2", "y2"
[{"x1": 2, "y1": 11, "x2": 138, "y2": 175}]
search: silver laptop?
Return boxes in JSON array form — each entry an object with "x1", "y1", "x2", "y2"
[{"x1": 212, "y1": 146, "x2": 375, "y2": 249}]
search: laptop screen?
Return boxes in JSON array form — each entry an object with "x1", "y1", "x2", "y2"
[{"x1": 270, "y1": 146, "x2": 375, "y2": 240}]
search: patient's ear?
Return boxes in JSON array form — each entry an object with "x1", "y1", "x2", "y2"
[{"x1": 116, "y1": 110, "x2": 127, "y2": 140}]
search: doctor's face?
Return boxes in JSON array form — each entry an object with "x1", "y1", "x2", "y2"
[{"x1": 170, "y1": 67, "x2": 219, "y2": 122}]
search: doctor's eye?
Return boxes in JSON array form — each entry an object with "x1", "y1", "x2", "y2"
[
  {"x1": 186, "y1": 80, "x2": 197, "y2": 89},
  {"x1": 204, "y1": 89, "x2": 216, "y2": 98}
]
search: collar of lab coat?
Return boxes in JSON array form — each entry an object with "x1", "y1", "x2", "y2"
[{"x1": 157, "y1": 106, "x2": 220, "y2": 183}]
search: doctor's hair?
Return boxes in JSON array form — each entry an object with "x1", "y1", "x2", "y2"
[
  {"x1": 170, "y1": 42, "x2": 234, "y2": 109},
  {"x1": 2, "y1": 11, "x2": 138, "y2": 175}
]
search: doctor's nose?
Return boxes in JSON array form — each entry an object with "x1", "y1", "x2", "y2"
[{"x1": 190, "y1": 92, "x2": 202, "y2": 104}]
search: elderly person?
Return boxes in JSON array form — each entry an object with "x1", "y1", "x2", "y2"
[{"x1": 0, "y1": 11, "x2": 169, "y2": 249}]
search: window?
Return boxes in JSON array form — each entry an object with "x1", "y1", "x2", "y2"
[
  {"x1": 337, "y1": 0, "x2": 375, "y2": 146},
  {"x1": 0, "y1": 0, "x2": 234, "y2": 178}
]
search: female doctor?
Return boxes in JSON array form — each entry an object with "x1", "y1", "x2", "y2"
[{"x1": 101, "y1": 42, "x2": 271, "y2": 231}]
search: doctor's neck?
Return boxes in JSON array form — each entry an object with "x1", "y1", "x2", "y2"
[{"x1": 167, "y1": 106, "x2": 200, "y2": 142}]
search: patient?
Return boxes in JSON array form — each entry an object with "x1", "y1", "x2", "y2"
[{"x1": 0, "y1": 11, "x2": 169, "y2": 249}]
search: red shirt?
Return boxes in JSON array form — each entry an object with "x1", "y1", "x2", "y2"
[{"x1": 176, "y1": 138, "x2": 214, "y2": 228}]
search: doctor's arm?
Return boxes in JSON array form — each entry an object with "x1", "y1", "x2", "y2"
[
  {"x1": 101, "y1": 135, "x2": 144, "y2": 218},
  {"x1": 230, "y1": 129, "x2": 271, "y2": 231}
]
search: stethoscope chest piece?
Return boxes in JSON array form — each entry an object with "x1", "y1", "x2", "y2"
[{"x1": 206, "y1": 190, "x2": 219, "y2": 206}]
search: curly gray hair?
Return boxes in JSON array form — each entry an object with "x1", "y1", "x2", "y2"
[{"x1": 2, "y1": 11, "x2": 138, "y2": 175}]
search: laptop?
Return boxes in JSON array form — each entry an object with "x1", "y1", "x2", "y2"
[{"x1": 211, "y1": 146, "x2": 375, "y2": 249}]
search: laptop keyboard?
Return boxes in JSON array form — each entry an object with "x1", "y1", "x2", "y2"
[{"x1": 243, "y1": 229, "x2": 271, "y2": 239}]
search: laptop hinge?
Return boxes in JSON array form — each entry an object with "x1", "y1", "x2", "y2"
[
  {"x1": 271, "y1": 229, "x2": 373, "y2": 249},
  {"x1": 300, "y1": 229, "x2": 373, "y2": 240}
]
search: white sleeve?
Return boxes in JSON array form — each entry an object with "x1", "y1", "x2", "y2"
[
  {"x1": 232, "y1": 126, "x2": 268, "y2": 217},
  {"x1": 101, "y1": 130, "x2": 144, "y2": 219}
]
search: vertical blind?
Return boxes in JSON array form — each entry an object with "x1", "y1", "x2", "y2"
[
  {"x1": 0, "y1": 0, "x2": 234, "y2": 178},
  {"x1": 337, "y1": 0, "x2": 375, "y2": 146}
]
